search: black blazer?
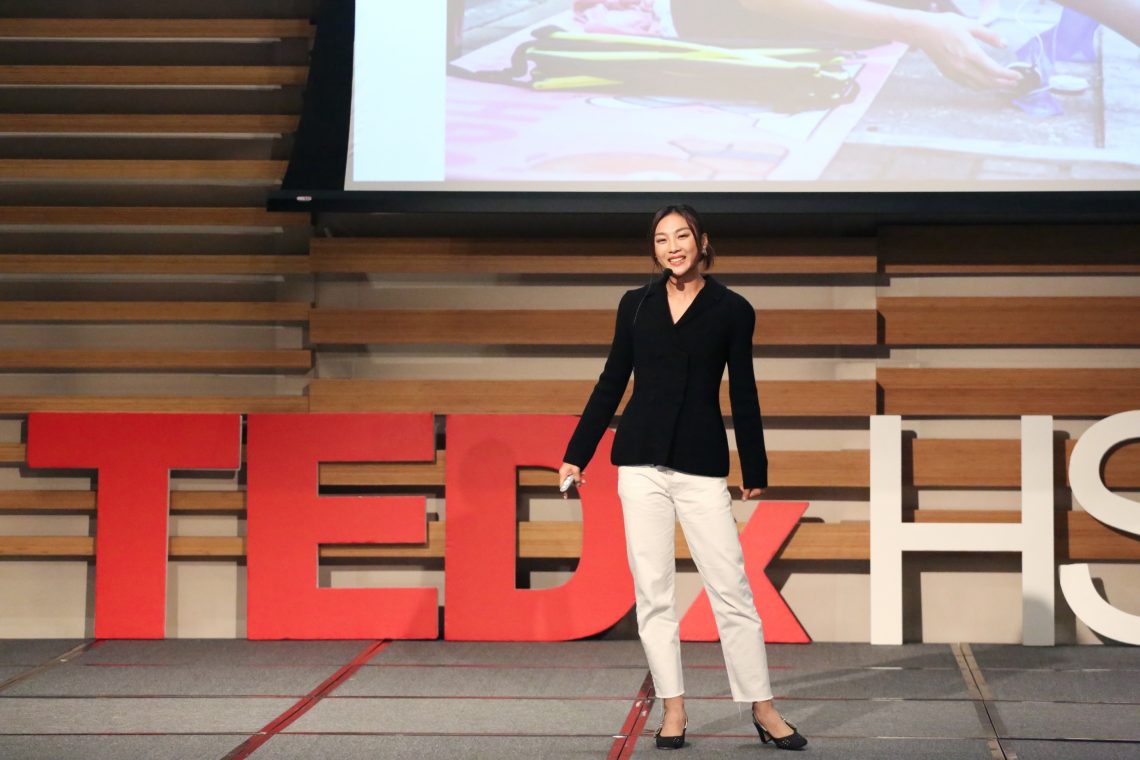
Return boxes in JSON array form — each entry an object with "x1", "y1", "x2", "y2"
[{"x1": 564, "y1": 275, "x2": 768, "y2": 488}]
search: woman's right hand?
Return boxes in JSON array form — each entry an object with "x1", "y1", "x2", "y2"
[
  {"x1": 558, "y1": 462, "x2": 583, "y2": 499},
  {"x1": 908, "y1": 12, "x2": 1023, "y2": 90}
]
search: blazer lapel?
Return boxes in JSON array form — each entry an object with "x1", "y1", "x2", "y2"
[{"x1": 673, "y1": 276, "x2": 726, "y2": 329}]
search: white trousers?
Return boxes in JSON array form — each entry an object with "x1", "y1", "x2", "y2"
[{"x1": 617, "y1": 465, "x2": 773, "y2": 703}]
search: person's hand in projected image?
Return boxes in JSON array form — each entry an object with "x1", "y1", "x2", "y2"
[
  {"x1": 728, "y1": 0, "x2": 1027, "y2": 90},
  {"x1": 908, "y1": 10, "x2": 1023, "y2": 89}
]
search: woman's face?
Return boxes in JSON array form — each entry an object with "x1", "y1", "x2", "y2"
[{"x1": 653, "y1": 212, "x2": 704, "y2": 279}]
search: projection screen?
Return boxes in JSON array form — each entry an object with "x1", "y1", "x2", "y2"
[{"x1": 338, "y1": 0, "x2": 1140, "y2": 195}]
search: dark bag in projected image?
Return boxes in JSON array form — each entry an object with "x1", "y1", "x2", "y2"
[{"x1": 451, "y1": 28, "x2": 860, "y2": 113}]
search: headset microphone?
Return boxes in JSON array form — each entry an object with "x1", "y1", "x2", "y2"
[{"x1": 632, "y1": 268, "x2": 671, "y2": 327}]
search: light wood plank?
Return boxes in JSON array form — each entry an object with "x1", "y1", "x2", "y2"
[
  {"x1": 322, "y1": 450, "x2": 869, "y2": 489},
  {"x1": 0, "y1": 66, "x2": 308, "y2": 87},
  {"x1": 0, "y1": 18, "x2": 314, "y2": 39},
  {"x1": 308, "y1": 379, "x2": 877, "y2": 418},
  {"x1": 0, "y1": 301, "x2": 309, "y2": 323},
  {"x1": 310, "y1": 237, "x2": 877, "y2": 274},
  {"x1": 0, "y1": 536, "x2": 94, "y2": 557},
  {"x1": 0, "y1": 491, "x2": 96, "y2": 511},
  {"x1": 0, "y1": 444, "x2": 27, "y2": 464},
  {"x1": 0, "y1": 114, "x2": 299, "y2": 135},
  {"x1": 0, "y1": 160, "x2": 286, "y2": 182},
  {"x1": 879, "y1": 369, "x2": 1140, "y2": 417},
  {"x1": 0, "y1": 396, "x2": 306, "y2": 413},
  {"x1": 169, "y1": 537, "x2": 246, "y2": 558},
  {"x1": 0, "y1": 254, "x2": 309, "y2": 275},
  {"x1": 0, "y1": 350, "x2": 311, "y2": 371},
  {"x1": 0, "y1": 206, "x2": 308, "y2": 228},
  {"x1": 880, "y1": 297, "x2": 1140, "y2": 346},
  {"x1": 5, "y1": 513, "x2": 1133, "y2": 560},
  {"x1": 310, "y1": 309, "x2": 877, "y2": 346},
  {"x1": 0, "y1": 491, "x2": 242, "y2": 514}
]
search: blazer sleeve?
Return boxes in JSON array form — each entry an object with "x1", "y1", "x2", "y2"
[
  {"x1": 563, "y1": 289, "x2": 637, "y2": 470},
  {"x1": 727, "y1": 296, "x2": 768, "y2": 489}
]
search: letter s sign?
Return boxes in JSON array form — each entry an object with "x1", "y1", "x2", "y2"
[{"x1": 1061, "y1": 410, "x2": 1140, "y2": 644}]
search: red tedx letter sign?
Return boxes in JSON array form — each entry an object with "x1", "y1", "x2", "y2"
[
  {"x1": 26, "y1": 413, "x2": 240, "y2": 639},
  {"x1": 680, "y1": 501, "x2": 810, "y2": 643},
  {"x1": 445, "y1": 415, "x2": 634, "y2": 640},
  {"x1": 246, "y1": 414, "x2": 437, "y2": 639}
]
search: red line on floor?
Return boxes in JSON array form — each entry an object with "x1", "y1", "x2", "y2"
[
  {"x1": 220, "y1": 639, "x2": 389, "y2": 760},
  {"x1": 606, "y1": 671, "x2": 654, "y2": 760}
]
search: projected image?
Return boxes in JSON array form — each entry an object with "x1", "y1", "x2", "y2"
[{"x1": 348, "y1": 0, "x2": 1140, "y2": 190}]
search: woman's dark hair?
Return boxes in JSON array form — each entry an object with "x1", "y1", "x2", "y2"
[{"x1": 648, "y1": 204, "x2": 715, "y2": 271}]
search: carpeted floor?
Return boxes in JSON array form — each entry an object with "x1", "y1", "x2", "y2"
[{"x1": 0, "y1": 640, "x2": 1137, "y2": 759}]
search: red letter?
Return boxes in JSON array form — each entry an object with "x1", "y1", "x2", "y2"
[
  {"x1": 26, "y1": 413, "x2": 240, "y2": 639},
  {"x1": 444, "y1": 415, "x2": 634, "y2": 640},
  {"x1": 246, "y1": 414, "x2": 437, "y2": 639},
  {"x1": 680, "y1": 501, "x2": 810, "y2": 643}
]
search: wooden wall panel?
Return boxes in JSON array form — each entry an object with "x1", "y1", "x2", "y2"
[
  {"x1": 879, "y1": 369, "x2": 1140, "y2": 417},
  {"x1": 0, "y1": 114, "x2": 300, "y2": 135},
  {"x1": 1, "y1": 5, "x2": 1138, "y2": 640},
  {"x1": 879, "y1": 297, "x2": 1140, "y2": 346},
  {"x1": 0, "y1": 18, "x2": 315, "y2": 39},
  {"x1": 310, "y1": 309, "x2": 878, "y2": 346},
  {"x1": 308, "y1": 379, "x2": 877, "y2": 418},
  {"x1": 0, "y1": 65, "x2": 308, "y2": 86},
  {"x1": 311, "y1": 237, "x2": 878, "y2": 274},
  {"x1": 0, "y1": 255, "x2": 310, "y2": 275}
]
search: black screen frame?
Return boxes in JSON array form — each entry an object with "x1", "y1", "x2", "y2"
[{"x1": 268, "y1": 0, "x2": 1140, "y2": 224}]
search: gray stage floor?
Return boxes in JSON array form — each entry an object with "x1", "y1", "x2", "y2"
[{"x1": 1, "y1": 640, "x2": 1138, "y2": 759}]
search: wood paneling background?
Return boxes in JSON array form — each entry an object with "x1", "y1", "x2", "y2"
[{"x1": 0, "y1": 2, "x2": 1137, "y2": 642}]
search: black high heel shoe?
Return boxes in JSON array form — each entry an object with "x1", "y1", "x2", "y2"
[
  {"x1": 654, "y1": 717, "x2": 687, "y2": 750},
  {"x1": 752, "y1": 713, "x2": 807, "y2": 751}
]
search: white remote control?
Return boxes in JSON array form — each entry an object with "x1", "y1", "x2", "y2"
[{"x1": 559, "y1": 474, "x2": 576, "y2": 493}]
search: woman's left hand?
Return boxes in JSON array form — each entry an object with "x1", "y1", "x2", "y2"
[{"x1": 741, "y1": 487, "x2": 765, "y2": 500}]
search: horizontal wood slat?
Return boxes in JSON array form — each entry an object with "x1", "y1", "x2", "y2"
[
  {"x1": 0, "y1": 493, "x2": 246, "y2": 516},
  {"x1": 0, "y1": 206, "x2": 308, "y2": 228},
  {"x1": 0, "y1": 301, "x2": 309, "y2": 323},
  {"x1": 879, "y1": 369, "x2": 1140, "y2": 417},
  {"x1": 880, "y1": 225, "x2": 1140, "y2": 273},
  {"x1": 320, "y1": 451, "x2": 870, "y2": 489},
  {"x1": 0, "y1": 65, "x2": 308, "y2": 87},
  {"x1": 0, "y1": 350, "x2": 311, "y2": 371},
  {"x1": 0, "y1": 114, "x2": 299, "y2": 135},
  {"x1": 0, "y1": 491, "x2": 96, "y2": 510},
  {"x1": 308, "y1": 379, "x2": 877, "y2": 417},
  {"x1": 0, "y1": 160, "x2": 286, "y2": 182},
  {"x1": 3, "y1": 512, "x2": 1134, "y2": 560},
  {"x1": 879, "y1": 298, "x2": 1140, "y2": 346},
  {"x1": 0, "y1": 254, "x2": 310, "y2": 275},
  {"x1": 7, "y1": 436, "x2": 1131, "y2": 489},
  {"x1": 310, "y1": 237, "x2": 877, "y2": 274},
  {"x1": 912, "y1": 439, "x2": 1140, "y2": 488},
  {"x1": 0, "y1": 397, "x2": 307, "y2": 413},
  {"x1": 0, "y1": 444, "x2": 26, "y2": 463},
  {"x1": 310, "y1": 309, "x2": 878, "y2": 346},
  {"x1": 0, "y1": 18, "x2": 314, "y2": 39}
]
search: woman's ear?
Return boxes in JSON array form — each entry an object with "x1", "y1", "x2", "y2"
[{"x1": 700, "y1": 234, "x2": 710, "y2": 255}]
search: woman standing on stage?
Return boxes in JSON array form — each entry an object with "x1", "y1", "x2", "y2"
[{"x1": 559, "y1": 205, "x2": 806, "y2": 751}]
